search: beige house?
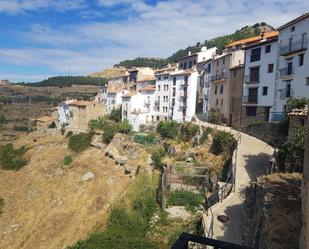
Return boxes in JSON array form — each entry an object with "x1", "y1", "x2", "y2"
[{"x1": 209, "y1": 50, "x2": 244, "y2": 123}]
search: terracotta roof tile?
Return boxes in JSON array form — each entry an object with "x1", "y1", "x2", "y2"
[{"x1": 139, "y1": 85, "x2": 156, "y2": 91}]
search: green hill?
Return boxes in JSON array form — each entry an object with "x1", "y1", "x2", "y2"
[{"x1": 114, "y1": 22, "x2": 274, "y2": 68}]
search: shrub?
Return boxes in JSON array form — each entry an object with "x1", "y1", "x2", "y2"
[
  {"x1": 68, "y1": 133, "x2": 93, "y2": 153},
  {"x1": 0, "y1": 115, "x2": 7, "y2": 124},
  {"x1": 180, "y1": 122, "x2": 199, "y2": 142},
  {"x1": 157, "y1": 121, "x2": 180, "y2": 139},
  {"x1": 109, "y1": 107, "x2": 122, "y2": 123},
  {"x1": 200, "y1": 127, "x2": 213, "y2": 144},
  {"x1": 102, "y1": 123, "x2": 118, "y2": 144},
  {"x1": 134, "y1": 133, "x2": 157, "y2": 145},
  {"x1": 14, "y1": 126, "x2": 29, "y2": 132},
  {"x1": 0, "y1": 197, "x2": 4, "y2": 214},
  {"x1": 0, "y1": 144, "x2": 28, "y2": 170},
  {"x1": 88, "y1": 118, "x2": 105, "y2": 130},
  {"x1": 64, "y1": 155, "x2": 73, "y2": 165},
  {"x1": 118, "y1": 120, "x2": 132, "y2": 134},
  {"x1": 48, "y1": 121, "x2": 56, "y2": 129},
  {"x1": 167, "y1": 190, "x2": 204, "y2": 213},
  {"x1": 211, "y1": 131, "x2": 237, "y2": 155},
  {"x1": 285, "y1": 97, "x2": 308, "y2": 115},
  {"x1": 208, "y1": 109, "x2": 224, "y2": 124},
  {"x1": 151, "y1": 147, "x2": 166, "y2": 171}
]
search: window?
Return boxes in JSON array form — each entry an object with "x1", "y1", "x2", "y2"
[
  {"x1": 249, "y1": 67, "x2": 260, "y2": 82},
  {"x1": 220, "y1": 85, "x2": 224, "y2": 94},
  {"x1": 189, "y1": 61, "x2": 192, "y2": 68},
  {"x1": 306, "y1": 77, "x2": 309, "y2": 86},
  {"x1": 251, "y1": 47, "x2": 261, "y2": 62},
  {"x1": 221, "y1": 99, "x2": 223, "y2": 106},
  {"x1": 172, "y1": 87, "x2": 176, "y2": 97},
  {"x1": 265, "y1": 45, "x2": 271, "y2": 53},
  {"x1": 216, "y1": 99, "x2": 218, "y2": 105},
  {"x1": 173, "y1": 77, "x2": 176, "y2": 85},
  {"x1": 262, "y1": 87, "x2": 268, "y2": 96},
  {"x1": 180, "y1": 63, "x2": 183, "y2": 69},
  {"x1": 222, "y1": 58, "x2": 225, "y2": 64},
  {"x1": 217, "y1": 61, "x2": 219, "y2": 66},
  {"x1": 246, "y1": 107, "x2": 257, "y2": 116},
  {"x1": 233, "y1": 70, "x2": 237, "y2": 77},
  {"x1": 158, "y1": 77, "x2": 161, "y2": 80},
  {"x1": 215, "y1": 85, "x2": 218, "y2": 94},
  {"x1": 157, "y1": 116, "x2": 160, "y2": 121},
  {"x1": 183, "y1": 62, "x2": 187, "y2": 70},
  {"x1": 268, "y1": 64, "x2": 274, "y2": 73},
  {"x1": 158, "y1": 85, "x2": 161, "y2": 91},
  {"x1": 193, "y1": 60, "x2": 197, "y2": 65},
  {"x1": 299, "y1": 54, "x2": 304, "y2": 66},
  {"x1": 287, "y1": 82, "x2": 291, "y2": 97},
  {"x1": 291, "y1": 26, "x2": 295, "y2": 32},
  {"x1": 184, "y1": 76, "x2": 188, "y2": 85},
  {"x1": 302, "y1": 33, "x2": 307, "y2": 47}
]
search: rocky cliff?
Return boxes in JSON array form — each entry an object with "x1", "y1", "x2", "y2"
[{"x1": 243, "y1": 173, "x2": 302, "y2": 249}]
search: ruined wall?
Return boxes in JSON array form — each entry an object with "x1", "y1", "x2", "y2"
[
  {"x1": 243, "y1": 173, "x2": 302, "y2": 249},
  {"x1": 300, "y1": 117, "x2": 309, "y2": 249}
]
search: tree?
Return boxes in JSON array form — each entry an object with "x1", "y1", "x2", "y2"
[
  {"x1": 285, "y1": 97, "x2": 308, "y2": 115},
  {"x1": 109, "y1": 107, "x2": 122, "y2": 123},
  {"x1": 180, "y1": 122, "x2": 199, "y2": 142},
  {"x1": 68, "y1": 133, "x2": 93, "y2": 153},
  {"x1": 157, "y1": 121, "x2": 180, "y2": 139}
]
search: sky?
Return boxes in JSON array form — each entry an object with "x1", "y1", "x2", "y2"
[{"x1": 0, "y1": 0, "x2": 309, "y2": 82}]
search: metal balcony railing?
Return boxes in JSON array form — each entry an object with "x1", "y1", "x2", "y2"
[
  {"x1": 171, "y1": 233, "x2": 254, "y2": 249},
  {"x1": 211, "y1": 72, "x2": 227, "y2": 82},
  {"x1": 280, "y1": 38, "x2": 308, "y2": 56},
  {"x1": 144, "y1": 99, "x2": 151, "y2": 106},
  {"x1": 243, "y1": 95, "x2": 258, "y2": 104},
  {"x1": 244, "y1": 75, "x2": 259, "y2": 84},
  {"x1": 250, "y1": 54, "x2": 261, "y2": 62},
  {"x1": 154, "y1": 100, "x2": 160, "y2": 105},
  {"x1": 279, "y1": 67, "x2": 294, "y2": 77},
  {"x1": 279, "y1": 88, "x2": 292, "y2": 99}
]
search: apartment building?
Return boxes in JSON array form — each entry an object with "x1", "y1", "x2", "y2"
[
  {"x1": 273, "y1": 13, "x2": 309, "y2": 121},
  {"x1": 200, "y1": 60, "x2": 212, "y2": 119},
  {"x1": 242, "y1": 32, "x2": 279, "y2": 125},
  {"x1": 135, "y1": 76, "x2": 156, "y2": 91},
  {"x1": 208, "y1": 50, "x2": 244, "y2": 123},
  {"x1": 121, "y1": 85, "x2": 156, "y2": 131}
]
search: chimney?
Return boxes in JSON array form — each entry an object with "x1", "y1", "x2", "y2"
[{"x1": 188, "y1": 51, "x2": 191, "y2": 56}]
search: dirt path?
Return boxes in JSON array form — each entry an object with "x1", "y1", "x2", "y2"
[{"x1": 194, "y1": 119, "x2": 274, "y2": 244}]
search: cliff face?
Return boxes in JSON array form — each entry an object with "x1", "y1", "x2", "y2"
[{"x1": 243, "y1": 173, "x2": 302, "y2": 249}]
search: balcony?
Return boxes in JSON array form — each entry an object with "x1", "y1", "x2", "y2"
[
  {"x1": 250, "y1": 54, "x2": 261, "y2": 62},
  {"x1": 211, "y1": 72, "x2": 227, "y2": 82},
  {"x1": 243, "y1": 95, "x2": 258, "y2": 105},
  {"x1": 144, "y1": 99, "x2": 151, "y2": 107},
  {"x1": 179, "y1": 93, "x2": 188, "y2": 100},
  {"x1": 180, "y1": 102, "x2": 187, "y2": 109},
  {"x1": 154, "y1": 100, "x2": 160, "y2": 105},
  {"x1": 279, "y1": 88, "x2": 292, "y2": 99},
  {"x1": 181, "y1": 82, "x2": 189, "y2": 87},
  {"x1": 244, "y1": 75, "x2": 259, "y2": 84},
  {"x1": 171, "y1": 233, "x2": 254, "y2": 249},
  {"x1": 280, "y1": 38, "x2": 308, "y2": 56},
  {"x1": 279, "y1": 67, "x2": 294, "y2": 79}
]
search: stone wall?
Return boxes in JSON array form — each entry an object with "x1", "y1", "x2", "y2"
[
  {"x1": 300, "y1": 117, "x2": 309, "y2": 249},
  {"x1": 243, "y1": 173, "x2": 302, "y2": 249}
]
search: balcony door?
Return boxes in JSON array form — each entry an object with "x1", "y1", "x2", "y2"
[
  {"x1": 287, "y1": 62, "x2": 293, "y2": 75},
  {"x1": 248, "y1": 88, "x2": 258, "y2": 103}
]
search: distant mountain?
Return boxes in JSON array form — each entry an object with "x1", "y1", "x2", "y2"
[{"x1": 112, "y1": 22, "x2": 274, "y2": 69}]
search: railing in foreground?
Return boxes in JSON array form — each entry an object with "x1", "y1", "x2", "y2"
[{"x1": 171, "y1": 233, "x2": 254, "y2": 249}]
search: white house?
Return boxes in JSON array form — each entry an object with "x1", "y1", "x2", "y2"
[
  {"x1": 273, "y1": 13, "x2": 309, "y2": 121},
  {"x1": 121, "y1": 85, "x2": 156, "y2": 131},
  {"x1": 242, "y1": 32, "x2": 279, "y2": 122}
]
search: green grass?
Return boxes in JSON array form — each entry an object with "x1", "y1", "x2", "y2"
[
  {"x1": 167, "y1": 190, "x2": 204, "y2": 213},
  {"x1": 0, "y1": 144, "x2": 28, "y2": 170},
  {"x1": 63, "y1": 155, "x2": 73, "y2": 166}
]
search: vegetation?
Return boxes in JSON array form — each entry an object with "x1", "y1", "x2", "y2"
[
  {"x1": 17, "y1": 76, "x2": 107, "y2": 87},
  {"x1": 278, "y1": 127, "x2": 307, "y2": 172},
  {"x1": 157, "y1": 121, "x2": 180, "y2": 139},
  {"x1": 151, "y1": 147, "x2": 167, "y2": 171},
  {"x1": 65, "y1": 131, "x2": 73, "y2": 138},
  {"x1": 68, "y1": 133, "x2": 93, "y2": 153},
  {"x1": 68, "y1": 175, "x2": 158, "y2": 249},
  {"x1": 208, "y1": 109, "x2": 225, "y2": 124},
  {"x1": 200, "y1": 127, "x2": 213, "y2": 144},
  {"x1": 0, "y1": 144, "x2": 28, "y2": 170},
  {"x1": 133, "y1": 133, "x2": 158, "y2": 145},
  {"x1": 179, "y1": 122, "x2": 199, "y2": 142},
  {"x1": 114, "y1": 57, "x2": 167, "y2": 68},
  {"x1": 64, "y1": 155, "x2": 73, "y2": 166},
  {"x1": 211, "y1": 131, "x2": 237, "y2": 155},
  {"x1": 14, "y1": 126, "x2": 29, "y2": 132},
  {"x1": 285, "y1": 97, "x2": 308, "y2": 114},
  {"x1": 167, "y1": 190, "x2": 204, "y2": 213},
  {"x1": 109, "y1": 107, "x2": 122, "y2": 123},
  {"x1": 48, "y1": 121, "x2": 56, "y2": 129},
  {"x1": 0, "y1": 115, "x2": 7, "y2": 124}
]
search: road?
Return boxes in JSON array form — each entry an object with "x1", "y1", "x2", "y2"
[{"x1": 194, "y1": 119, "x2": 274, "y2": 244}]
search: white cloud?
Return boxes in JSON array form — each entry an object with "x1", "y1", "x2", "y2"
[
  {"x1": 0, "y1": 0, "x2": 87, "y2": 14},
  {"x1": 1, "y1": 0, "x2": 309, "y2": 82}
]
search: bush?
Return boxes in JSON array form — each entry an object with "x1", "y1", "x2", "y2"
[
  {"x1": 109, "y1": 107, "x2": 122, "y2": 123},
  {"x1": 0, "y1": 115, "x2": 7, "y2": 124},
  {"x1": 118, "y1": 120, "x2": 132, "y2": 134},
  {"x1": 65, "y1": 131, "x2": 73, "y2": 138},
  {"x1": 133, "y1": 133, "x2": 157, "y2": 145},
  {"x1": 68, "y1": 133, "x2": 93, "y2": 153},
  {"x1": 211, "y1": 131, "x2": 237, "y2": 155},
  {"x1": 88, "y1": 118, "x2": 105, "y2": 130},
  {"x1": 180, "y1": 122, "x2": 199, "y2": 141},
  {"x1": 14, "y1": 126, "x2": 29, "y2": 132},
  {"x1": 200, "y1": 127, "x2": 213, "y2": 144},
  {"x1": 48, "y1": 121, "x2": 56, "y2": 128},
  {"x1": 167, "y1": 190, "x2": 204, "y2": 213},
  {"x1": 208, "y1": 109, "x2": 224, "y2": 124},
  {"x1": 0, "y1": 144, "x2": 28, "y2": 170},
  {"x1": 151, "y1": 147, "x2": 166, "y2": 171},
  {"x1": 157, "y1": 121, "x2": 180, "y2": 139},
  {"x1": 285, "y1": 97, "x2": 308, "y2": 115},
  {"x1": 102, "y1": 123, "x2": 118, "y2": 144},
  {"x1": 0, "y1": 197, "x2": 4, "y2": 214},
  {"x1": 64, "y1": 155, "x2": 73, "y2": 165}
]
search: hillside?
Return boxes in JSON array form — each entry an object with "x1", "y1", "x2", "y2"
[{"x1": 113, "y1": 22, "x2": 274, "y2": 69}]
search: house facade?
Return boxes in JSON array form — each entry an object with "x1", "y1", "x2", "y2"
[
  {"x1": 242, "y1": 33, "x2": 279, "y2": 126},
  {"x1": 273, "y1": 13, "x2": 309, "y2": 121},
  {"x1": 202, "y1": 60, "x2": 212, "y2": 119}
]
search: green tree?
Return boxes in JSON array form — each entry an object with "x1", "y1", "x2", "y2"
[
  {"x1": 109, "y1": 107, "x2": 122, "y2": 123},
  {"x1": 180, "y1": 122, "x2": 199, "y2": 142},
  {"x1": 157, "y1": 121, "x2": 180, "y2": 139},
  {"x1": 68, "y1": 133, "x2": 93, "y2": 153},
  {"x1": 285, "y1": 97, "x2": 308, "y2": 114},
  {"x1": 0, "y1": 144, "x2": 28, "y2": 170}
]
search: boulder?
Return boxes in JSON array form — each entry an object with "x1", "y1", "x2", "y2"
[{"x1": 81, "y1": 171, "x2": 94, "y2": 181}]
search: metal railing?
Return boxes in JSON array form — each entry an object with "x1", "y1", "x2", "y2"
[
  {"x1": 243, "y1": 95, "x2": 258, "y2": 104},
  {"x1": 279, "y1": 67, "x2": 294, "y2": 77},
  {"x1": 171, "y1": 233, "x2": 254, "y2": 249},
  {"x1": 244, "y1": 75, "x2": 259, "y2": 84},
  {"x1": 250, "y1": 54, "x2": 260, "y2": 62},
  {"x1": 279, "y1": 88, "x2": 292, "y2": 99},
  {"x1": 280, "y1": 38, "x2": 308, "y2": 56},
  {"x1": 154, "y1": 100, "x2": 160, "y2": 105},
  {"x1": 211, "y1": 72, "x2": 228, "y2": 82}
]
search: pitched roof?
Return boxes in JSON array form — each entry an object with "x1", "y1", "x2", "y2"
[
  {"x1": 137, "y1": 76, "x2": 156, "y2": 82},
  {"x1": 170, "y1": 69, "x2": 195, "y2": 76},
  {"x1": 139, "y1": 85, "x2": 156, "y2": 92},
  {"x1": 36, "y1": 116, "x2": 54, "y2": 123},
  {"x1": 226, "y1": 31, "x2": 279, "y2": 48},
  {"x1": 278, "y1": 13, "x2": 309, "y2": 31}
]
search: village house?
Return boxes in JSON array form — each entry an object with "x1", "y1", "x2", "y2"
[
  {"x1": 273, "y1": 13, "x2": 309, "y2": 121},
  {"x1": 56, "y1": 100, "x2": 106, "y2": 132},
  {"x1": 241, "y1": 31, "x2": 279, "y2": 126},
  {"x1": 201, "y1": 59, "x2": 213, "y2": 119}
]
